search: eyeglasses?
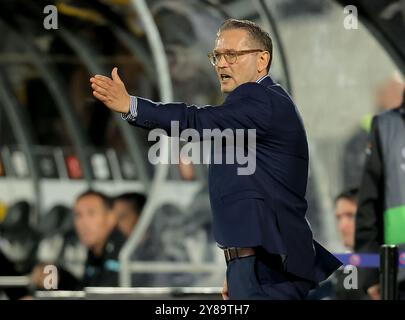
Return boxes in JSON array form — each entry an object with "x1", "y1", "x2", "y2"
[{"x1": 207, "y1": 49, "x2": 264, "y2": 66}]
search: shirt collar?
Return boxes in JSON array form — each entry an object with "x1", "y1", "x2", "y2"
[
  {"x1": 256, "y1": 75, "x2": 277, "y2": 87},
  {"x1": 256, "y1": 75, "x2": 268, "y2": 84}
]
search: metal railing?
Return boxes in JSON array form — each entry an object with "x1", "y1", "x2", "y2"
[
  {"x1": 33, "y1": 287, "x2": 222, "y2": 300},
  {"x1": 2, "y1": 245, "x2": 403, "y2": 300}
]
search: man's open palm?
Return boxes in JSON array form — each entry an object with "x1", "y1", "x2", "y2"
[{"x1": 90, "y1": 67, "x2": 130, "y2": 114}]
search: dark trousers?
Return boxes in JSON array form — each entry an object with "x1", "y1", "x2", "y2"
[{"x1": 227, "y1": 248, "x2": 314, "y2": 300}]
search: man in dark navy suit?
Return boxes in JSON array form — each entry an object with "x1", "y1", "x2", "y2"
[{"x1": 90, "y1": 19, "x2": 342, "y2": 299}]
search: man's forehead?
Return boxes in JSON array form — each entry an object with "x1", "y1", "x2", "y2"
[
  {"x1": 214, "y1": 29, "x2": 251, "y2": 50},
  {"x1": 75, "y1": 195, "x2": 104, "y2": 209}
]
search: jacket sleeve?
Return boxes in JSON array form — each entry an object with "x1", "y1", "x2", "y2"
[
  {"x1": 125, "y1": 82, "x2": 272, "y2": 139},
  {"x1": 354, "y1": 116, "x2": 385, "y2": 290}
]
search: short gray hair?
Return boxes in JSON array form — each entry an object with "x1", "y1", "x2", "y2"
[{"x1": 217, "y1": 19, "x2": 273, "y2": 71}]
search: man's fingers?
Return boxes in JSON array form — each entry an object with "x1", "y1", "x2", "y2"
[
  {"x1": 111, "y1": 67, "x2": 123, "y2": 83},
  {"x1": 93, "y1": 74, "x2": 114, "y2": 86},
  {"x1": 91, "y1": 77, "x2": 113, "y2": 90},
  {"x1": 94, "y1": 74, "x2": 111, "y2": 81},
  {"x1": 93, "y1": 80, "x2": 111, "y2": 90},
  {"x1": 91, "y1": 83, "x2": 109, "y2": 96},
  {"x1": 90, "y1": 71, "x2": 127, "y2": 112},
  {"x1": 93, "y1": 90, "x2": 108, "y2": 102}
]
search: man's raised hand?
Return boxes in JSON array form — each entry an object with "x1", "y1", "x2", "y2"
[{"x1": 90, "y1": 67, "x2": 131, "y2": 114}]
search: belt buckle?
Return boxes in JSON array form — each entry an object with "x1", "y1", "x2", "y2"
[
  {"x1": 224, "y1": 248, "x2": 231, "y2": 262},
  {"x1": 224, "y1": 247, "x2": 239, "y2": 263}
]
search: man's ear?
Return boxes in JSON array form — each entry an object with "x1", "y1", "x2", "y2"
[{"x1": 258, "y1": 51, "x2": 271, "y2": 73}]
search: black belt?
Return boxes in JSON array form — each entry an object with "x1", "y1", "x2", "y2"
[{"x1": 223, "y1": 247, "x2": 256, "y2": 264}]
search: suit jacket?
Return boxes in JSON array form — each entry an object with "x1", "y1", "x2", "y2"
[{"x1": 126, "y1": 75, "x2": 342, "y2": 284}]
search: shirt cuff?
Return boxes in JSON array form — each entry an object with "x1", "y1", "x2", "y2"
[{"x1": 121, "y1": 95, "x2": 138, "y2": 121}]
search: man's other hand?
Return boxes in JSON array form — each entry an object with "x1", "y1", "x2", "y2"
[
  {"x1": 90, "y1": 67, "x2": 130, "y2": 114},
  {"x1": 367, "y1": 283, "x2": 381, "y2": 300},
  {"x1": 222, "y1": 277, "x2": 229, "y2": 300}
]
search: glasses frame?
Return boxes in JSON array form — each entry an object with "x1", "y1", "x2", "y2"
[{"x1": 207, "y1": 49, "x2": 265, "y2": 66}]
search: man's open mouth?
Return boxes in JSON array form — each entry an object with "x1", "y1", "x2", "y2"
[{"x1": 220, "y1": 74, "x2": 232, "y2": 81}]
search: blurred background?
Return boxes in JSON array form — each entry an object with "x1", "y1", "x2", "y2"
[{"x1": 0, "y1": 0, "x2": 404, "y2": 299}]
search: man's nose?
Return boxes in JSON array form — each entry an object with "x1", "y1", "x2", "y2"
[
  {"x1": 340, "y1": 220, "x2": 351, "y2": 232},
  {"x1": 338, "y1": 221, "x2": 347, "y2": 232}
]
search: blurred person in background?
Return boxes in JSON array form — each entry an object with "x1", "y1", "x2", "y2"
[
  {"x1": 308, "y1": 188, "x2": 369, "y2": 300},
  {"x1": 335, "y1": 189, "x2": 358, "y2": 251},
  {"x1": 355, "y1": 89, "x2": 405, "y2": 300},
  {"x1": 333, "y1": 189, "x2": 369, "y2": 300},
  {"x1": 343, "y1": 72, "x2": 405, "y2": 189},
  {"x1": 34, "y1": 205, "x2": 86, "y2": 283},
  {"x1": 31, "y1": 190, "x2": 126, "y2": 290},
  {"x1": 113, "y1": 192, "x2": 146, "y2": 238}
]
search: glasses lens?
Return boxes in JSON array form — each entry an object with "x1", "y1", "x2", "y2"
[
  {"x1": 208, "y1": 53, "x2": 216, "y2": 66},
  {"x1": 226, "y1": 52, "x2": 237, "y2": 64}
]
